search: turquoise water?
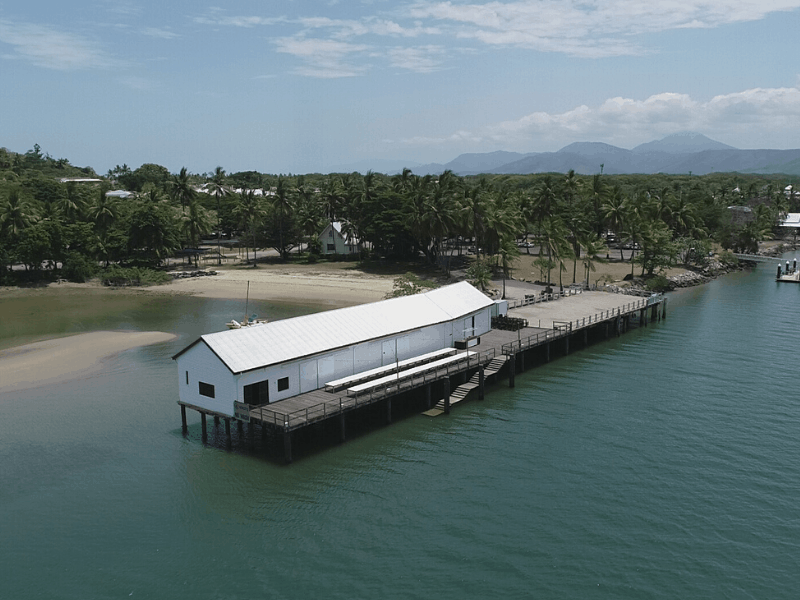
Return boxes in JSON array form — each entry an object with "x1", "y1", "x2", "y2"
[{"x1": 1, "y1": 266, "x2": 799, "y2": 598}]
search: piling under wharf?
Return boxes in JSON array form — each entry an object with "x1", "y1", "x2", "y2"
[{"x1": 179, "y1": 291, "x2": 666, "y2": 462}]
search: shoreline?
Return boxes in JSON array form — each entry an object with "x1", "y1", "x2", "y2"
[{"x1": 0, "y1": 330, "x2": 177, "y2": 393}]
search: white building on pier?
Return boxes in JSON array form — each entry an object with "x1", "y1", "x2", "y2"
[{"x1": 173, "y1": 281, "x2": 494, "y2": 417}]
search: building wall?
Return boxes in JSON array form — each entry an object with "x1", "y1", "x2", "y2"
[
  {"x1": 319, "y1": 223, "x2": 357, "y2": 255},
  {"x1": 176, "y1": 343, "x2": 238, "y2": 415},
  {"x1": 177, "y1": 305, "x2": 492, "y2": 415}
]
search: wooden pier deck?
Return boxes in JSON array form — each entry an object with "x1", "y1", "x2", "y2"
[{"x1": 179, "y1": 290, "x2": 666, "y2": 461}]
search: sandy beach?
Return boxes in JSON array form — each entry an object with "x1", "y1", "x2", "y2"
[
  {"x1": 143, "y1": 265, "x2": 396, "y2": 305},
  {"x1": 0, "y1": 331, "x2": 176, "y2": 393}
]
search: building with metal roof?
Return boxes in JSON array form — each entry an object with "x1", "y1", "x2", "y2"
[{"x1": 173, "y1": 281, "x2": 494, "y2": 416}]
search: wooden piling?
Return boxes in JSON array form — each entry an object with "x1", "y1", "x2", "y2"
[
  {"x1": 508, "y1": 355, "x2": 515, "y2": 388},
  {"x1": 386, "y1": 398, "x2": 392, "y2": 424},
  {"x1": 479, "y1": 367, "x2": 485, "y2": 399},
  {"x1": 237, "y1": 420, "x2": 244, "y2": 437},
  {"x1": 339, "y1": 413, "x2": 346, "y2": 442},
  {"x1": 180, "y1": 405, "x2": 187, "y2": 431},
  {"x1": 443, "y1": 378, "x2": 451, "y2": 414},
  {"x1": 224, "y1": 418, "x2": 231, "y2": 447},
  {"x1": 200, "y1": 412, "x2": 207, "y2": 441},
  {"x1": 284, "y1": 430, "x2": 293, "y2": 464}
]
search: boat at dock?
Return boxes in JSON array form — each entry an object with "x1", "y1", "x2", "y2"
[
  {"x1": 225, "y1": 281, "x2": 268, "y2": 328},
  {"x1": 776, "y1": 259, "x2": 800, "y2": 283}
]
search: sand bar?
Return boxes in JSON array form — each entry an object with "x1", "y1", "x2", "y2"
[
  {"x1": 0, "y1": 331, "x2": 176, "y2": 393},
  {"x1": 143, "y1": 268, "x2": 395, "y2": 305}
]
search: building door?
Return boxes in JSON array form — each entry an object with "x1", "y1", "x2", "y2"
[{"x1": 243, "y1": 379, "x2": 269, "y2": 405}]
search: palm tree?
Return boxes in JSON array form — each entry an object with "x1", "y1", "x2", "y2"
[
  {"x1": 87, "y1": 188, "x2": 118, "y2": 237},
  {"x1": 182, "y1": 196, "x2": 212, "y2": 266},
  {"x1": 602, "y1": 186, "x2": 628, "y2": 261},
  {"x1": 205, "y1": 166, "x2": 229, "y2": 265},
  {"x1": 232, "y1": 189, "x2": 265, "y2": 265},
  {"x1": 272, "y1": 176, "x2": 294, "y2": 260},
  {"x1": 580, "y1": 233, "x2": 607, "y2": 287},
  {"x1": 0, "y1": 188, "x2": 37, "y2": 236},
  {"x1": 170, "y1": 167, "x2": 195, "y2": 214}
]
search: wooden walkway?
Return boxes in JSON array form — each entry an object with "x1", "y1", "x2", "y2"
[
  {"x1": 242, "y1": 293, "x2": 664, "y2": 432},
  {"x1": 179, "y1": 291, "x2": 667, "y2": 463}
]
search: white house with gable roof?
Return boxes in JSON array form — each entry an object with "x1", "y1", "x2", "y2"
[
  {"x1": 319, "y1": 221, "x2": 358, "y2": 255},
  {"x1": 173, "y1": 281, "x2": 493, "y2": 416}
]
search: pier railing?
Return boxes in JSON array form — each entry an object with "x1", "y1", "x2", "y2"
[
  {"x1": 255, "y1": 347, "x2": 498, "y2": 430},
  {"x1": 506, "y1": 287, "x2": 583, "y2": 309},
  {"x1": 500, "y1": 297, "x2": 660, "y2": 355}
]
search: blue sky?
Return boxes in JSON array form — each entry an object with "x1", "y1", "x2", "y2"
[{"x1": 2, "y1": 1, "x2": 800, "y2": 175}]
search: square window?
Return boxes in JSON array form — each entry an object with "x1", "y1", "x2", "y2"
[
  {"x1": 199, "y1": 382, "x2": 215, "y2": 398},
  {"x1": 278, "y1": 377, "x2": 289, "y2": 391},
  {"x1": 185, "y1": 371, "x2": 189, "y2": 385}
]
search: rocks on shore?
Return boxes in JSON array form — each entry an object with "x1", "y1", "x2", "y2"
[{"x1": 168, "y1": 270, "x2": 218, "y2": 279}]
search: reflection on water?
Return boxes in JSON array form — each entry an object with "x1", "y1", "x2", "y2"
[{"x1": 2, "y1": 266, "x2": 800, "y2": 598}]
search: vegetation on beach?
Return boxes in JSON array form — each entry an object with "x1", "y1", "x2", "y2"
[{"x1": 1, "y1": 144, "x2": 798, "y2": 288}]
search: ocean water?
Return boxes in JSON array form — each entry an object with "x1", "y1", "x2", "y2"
[{"x1": 1, "y1": 265, "x2": 799, "y2": 599}]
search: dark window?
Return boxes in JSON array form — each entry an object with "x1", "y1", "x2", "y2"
[
  {"x1": 199, "y1": 382, "x2": 215, "y2": 398},
  {"x1": 185, "y1": 371, "x2": 188, "y2": 385},
  {"x1": 278, "y1": 377, "x2": 289, "y2": 391},
  {"x1": 244, "y1": 380, "x2": 269, "y2": 405},
  {"x1": 327, "y1": 243, "x2": 335, "y2": 251}
]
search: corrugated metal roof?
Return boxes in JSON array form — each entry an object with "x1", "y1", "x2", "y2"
[{"x1": 197, "y1": 281, "x2": 491, "y2": 373}]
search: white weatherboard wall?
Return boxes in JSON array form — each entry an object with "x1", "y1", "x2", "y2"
[
  {"x1": 174, "y1": 282, "x2": 494, "y2": 417},
  {"x1": 177, "y1": 342, "x2": 237, "y2": 415}
]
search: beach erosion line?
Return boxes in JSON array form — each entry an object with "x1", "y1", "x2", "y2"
[{"x1": 0, "y1": 331, "x2": 176, "y2": 393}]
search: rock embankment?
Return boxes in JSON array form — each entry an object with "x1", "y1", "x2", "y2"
[
  {"x1": 168, "y1": 270, "x2": 218, "y2": 279},
  {"x1": 668, "y1": 258, "x2": 742, "y2": 289}
]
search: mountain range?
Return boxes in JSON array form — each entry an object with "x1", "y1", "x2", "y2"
[{"x1": 344, "y1": 133, "x2": 800, "y2": 177}]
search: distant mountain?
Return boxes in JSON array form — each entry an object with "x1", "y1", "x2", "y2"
[
  {"x1": 328, "y1": 158, "x2": 421, "y2": 174},
  {"x1": 354, "y1": 133, "x2": 800, "y2": 177},
  {"x1": 632, "y1": 132, "x2": 737, "y2": 154},
  {"x1": 558, "y1": 142, "x2": 632, "y2": 157}
]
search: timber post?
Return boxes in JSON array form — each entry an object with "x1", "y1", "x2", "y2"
[
  {"x1": 237, "y1": 420, "x2": 244, "y2": 437},
  {"x1": 479, "y1": 366, "x2": 485, "y2": 399},
  {"x1": 339, "y1": 413, "x2": 346, "y2": 442},
  {"x1": 180, "y1": 405, "x2": 187, "y2": 432},
  {"x1": 386, "y1": 398, "x2": 392, "y2": 424},
  {"x1": 443, "y1": 378, "x2": 451, "y2": 414},
  {"x1": 564, "y1": 335, "x2": 569, "y2": 355},
  {"x1": 200, "y1": 412, "x2": 207, "y2": 442},
  {"x1": 508, "y1": 355, "x2": 515, "y2": 388},
  {"x1": 546, "y1": 342, "x2": 551, "y2": 362},
  {"x1": 213, "y1": 415, "x2": 220, "y2": 425},
  {"x1": 224, "y1": 418, "x2": 231, "y2": 447},
  {"x1": 283, "y1": 429, "x2": 292, "y2": 464}
]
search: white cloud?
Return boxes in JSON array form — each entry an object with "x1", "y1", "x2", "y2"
[
  {"x1": 141, "y1": 27, "x2": 180, "y2": 40},
  {"x1": 387, "y1": 45, "x2": 446, "y2": 72},
  {"x1": 0, "y1": 20, "x2": 117, "y2": 70},
  {"x1": 394, "y1": 85, "x2": 800, "y2": 149},
  {"x1": 274, "y1": 37, "x2": 371, "y2": 78},
  {"x1": 408, "y1": 0, "x2": 800, "y2": 57}
]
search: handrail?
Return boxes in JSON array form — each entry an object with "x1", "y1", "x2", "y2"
[{"x1": 256, "y1": 347, "x2": 498, "y2": 430}]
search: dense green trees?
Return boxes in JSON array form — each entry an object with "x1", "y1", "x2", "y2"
[{"x1": 1, "y1": 143, "x2": 798, "y2": 285}]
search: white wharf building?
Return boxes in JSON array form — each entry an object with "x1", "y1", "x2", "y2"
[{"x1": 173, "y1": 281, "x2": 494, "y2": 417}]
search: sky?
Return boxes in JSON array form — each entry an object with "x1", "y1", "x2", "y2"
[{"x1": 2, "y1": 0, "x2": 800, "y2": 175}]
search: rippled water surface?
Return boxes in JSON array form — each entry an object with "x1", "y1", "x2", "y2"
[{"x1": 1, "y1": 267, "x2": 799, "y2": 599}]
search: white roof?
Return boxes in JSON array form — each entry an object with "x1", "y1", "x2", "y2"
[
  {"x1": 780, "y1": 213, "x2": 800, "y2": 226},
  {"x1": 189, "y1": 281, "x2": 492, "y2": 373}
]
